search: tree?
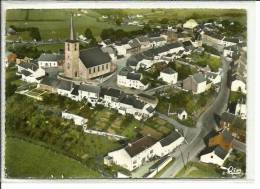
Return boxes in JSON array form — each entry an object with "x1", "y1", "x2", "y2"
[
  {"x1": 84, "y1": 28, "x2": 97, "y2": 46},
  {"x1": 115, "y1": 18, "x2": 122, "y2": 26}
]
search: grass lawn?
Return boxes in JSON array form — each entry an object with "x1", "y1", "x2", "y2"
[
  {"x1": 5, "y1": 137, "x2": 100, "y2": 179},
  {"x1": 175, "y1": 161, "x2": 223, "y2": 179},
  {"x1": 191, "y1": 52, "x2": 221, "y2": 72}
]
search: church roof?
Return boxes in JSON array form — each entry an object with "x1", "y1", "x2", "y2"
[{"x1": 79, "y1": 47, "x2": 111, "y2": 68}]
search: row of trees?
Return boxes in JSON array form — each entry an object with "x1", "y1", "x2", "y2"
[{"x1": 10, "y1": 25, "x2": 42, "y2": 41}]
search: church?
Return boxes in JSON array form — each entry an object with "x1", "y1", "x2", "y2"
[{"x1": 63, "y1": 16, "x2": 116, "y2": 81}]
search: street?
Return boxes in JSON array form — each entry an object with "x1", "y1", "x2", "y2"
[{"x1": 159, "y1": 56, "x2": 231, "y2": 178}]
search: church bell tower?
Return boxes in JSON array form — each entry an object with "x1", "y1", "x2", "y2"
[{"x1": 64, "y1": 15, "x2": 80, "y2": 79}]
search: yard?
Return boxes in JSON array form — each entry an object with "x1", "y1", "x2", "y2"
[
  {"x1": 5, "y1": 137, "x2": 100, "y2": 178},
  {"x1": 191, "y1": 52, "x2": 221, "y2": 72},
  {"x1": 175, "y1": 161, "x2": 223, "y2": 178}
]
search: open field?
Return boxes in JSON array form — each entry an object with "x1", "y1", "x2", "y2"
[
  {"x1": 6, "y1": 9, "x2": 246, "y2": 42},
  {"x1": 5, "y1": 137, "x2": 100, "y2": 178}
]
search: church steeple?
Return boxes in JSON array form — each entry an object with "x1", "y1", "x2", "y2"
[{"x1": 70, "y1": 14, "x2": 75, "y2": 40}]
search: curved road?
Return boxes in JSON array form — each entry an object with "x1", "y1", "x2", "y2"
[{"x1": 159, "y1": 56, "x2": 231, "y2": 178}]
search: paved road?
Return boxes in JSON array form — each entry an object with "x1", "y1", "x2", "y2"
[{"x1": 159, "y1": 56, "x2": 231, "y2": 178}]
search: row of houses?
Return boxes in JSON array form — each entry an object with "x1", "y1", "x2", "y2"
[
  {"x1": 38, "y1": 77, "x2": 158, "y2": 121},
  {"x1": 104, "y1": 130, "x2": 184, "y2": 171}
]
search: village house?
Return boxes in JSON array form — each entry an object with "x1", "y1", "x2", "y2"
[
  {"x1": 200, "y1": 129, "x2": 233, "y2": 166},
  {"x1": 158, "y1": 67, "x2": 178, "y2": 85},
  {"x1": 17, "y1": 62, "x2": 46, "y2": 83},
  {"x1": 183, "y1": 19, "x2": 198, "y2": 30},
  {"x1": 78, "y1": 84, "x2": 101, "y2": 105},
  {"x1": 117, "y1": 67, "x2": 149, "y2": 90},
  {"x1": 38, "y1": 53, "x2": 64, "y2": 68},
  {"x1": 149, "y1": 36, "x2": 167, "y2": 48},
  {"x1": 177, "y1": 109, "x2": 188, "y2": 120},
  {"x1": 136, "y1": 36, "x2": 151, "y2": 49},
  {"x1": 104, "y1": 130, "x2": 184, "y2": 171},
  {"x1": 183, "y1": 73, "x2": 207, "y2": 94}
]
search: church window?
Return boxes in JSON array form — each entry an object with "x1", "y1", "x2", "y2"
[
  {"x1": 98, "y1": 66, "x2": 100, "y2": 72},
  {"x1": 75, "y1": 44, "x2": 77, "y2": 51},
  {"x1": 106, "y1": 64, "x2": 109, "y2": 69},
  {"x1": 93, "y1": 67, "x2": 95, "y2": 73},
  {"x1": 75, "y1": 71, "x2": 78, "y2": 77},
  {"x1": 102, "y1": 65, "x2": 104, "y2": 70},
  {"x1": 89, "y1": 69, "x2": 91, "y2": 74},
  {"x1": 68, "y1": 43, "x2": 70, "y2": 51},
  {"x1": 67, "y1": 63, "x2": 70, "y2": 69}
]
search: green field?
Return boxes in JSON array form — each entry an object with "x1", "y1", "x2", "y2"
[
  {"x1": 6, "y1": 9, "x2": 246, "y2": 42},
  {"x1": 5, "y1": 137, "x2": 100, "y2": 178},
  {"x1": 175, "y1": 162, "x2": 222, "y2": 178}
]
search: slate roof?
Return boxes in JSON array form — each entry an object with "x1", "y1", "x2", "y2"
[
  {"x1": 79, "y1": 84, "x2": 100, "y2": 94},
  {"x1": 20, "y1": 69, "x2": 32, "y2": 76},
  {"x1": 125, "y1": 136, "x2": 156, "y2": 157},
  {"x1": 146, "y1": 106, "x2": 154, "y2": 114},
  {"x1": 57, "y1": 79, "x2": 72, "y2": 91},
  {"x1": 79, "y1": 47, "x2": 111, "y2": 68},
  {"x1": 40, "y1": 76, "x2": 60, "y2": 88},
  {"x1": 126, "y1": 72, "x2": 141, "y2": 81},
  {"x1": 143, "y1": 42, "x2": 182, "y2": 57},
  {"x1": 19, "y1": 62, "x2": 38, "y2": 71},
  {"x1": 214, "y1": 146, "x2": 229, "y2": 159},
  {"x1": 161, "y1": 67, "x2": 176, "y2": 74},
  {"x1": 118, "y1": 67, "x2": 134, "y2": 76},
  {"x1": 119, "y1": 95, "x2": 145, "y2": 109},
  {"x1": 159, "y1": 131, "x2": 182, "y2": 147},
  {"x1": 182, "y1": 41, "x2": 193, "y2": 47},
  {"x1": 200, "y1": 145, "x2": 228, "y2": 159},
  {"x1": 192, "y1": 73, "x2": 206, "y2": 83},
  {"x1": 103, "y1": 88, "x2": 122, "y2": 98},
  {"x1": 38, "y1": 53, "x2": 64, "y2": 62}
]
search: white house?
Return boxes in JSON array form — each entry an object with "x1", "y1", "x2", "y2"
[
  {"x1": 56, "y1": 79, "x2": 73, "y2": 98},
  {"x1": 158, "y1": 67, "x2": 178, "y2": 84},
  {"x1": 78, "y1": 84, "x2": 100, "y2": 106},
  {"x1": 235, "y1": 103, "x2": 247, "y2": 120},
  {"x1": 38, "y1": 53, "x2": 64, "y2": 68},
  {"x1": 136, "y1": 59, "x2": 154, "y2": 70},
  {"x1": 149, "y1": 36, "x2": 167, "y2": 47},
  {"x1": 204, "y1": 71, "x2": 222, "y2": 84},
  {"x1": 183, "y1": 19, "x2": 198, "y2": 30},
  {"x1": 61, "y1": 111, "x2": 88, "y2": 126},
  {"x1": 230, "y1": 76, "x2": 246, "y2": 94},
  {"x1": 183, "y1": 73, "x2": 207, "y2": 94},
  {"x1": 104, "y1": 130, "x2": 184, "y2": 171},
  {"x1": 200, "y1": 146, "x2": 231, "y2": 166},
  {"x1": 117, "y1": 67, "x2": 149, "y2": 90},
  {"x1": 177, "y1": 109, "x2": 188, "y2": 120},
  {"x1": 17, "y1": 62, "x2": 46, "y2": 83}
]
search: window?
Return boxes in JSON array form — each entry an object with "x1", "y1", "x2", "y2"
[
  {"x1": 106, "y1": 64, "x2": 109, "y2": 69},
  {"x1": 98, "y1": 66, "x2": 100, "y2": 72},
  {"x1": 68, "y1": 43, "x2": 70, "y2": 51},
  {"x1": 150, "y1": 150, "x2": 153, "y2": 154},
  {"x1": 89, "y1": 69, "x2": 91, "y2": 74},
  {"x1": 93, "y1": 67, "x2": 95, "y2": 73},
  {"x1": 75, "y1": 44, "x2": 77, "y2": 51},
  {"x1": 211, "y1": 155, "x2": 213, "y2": 158},
  {"x1": 133, "y1": 160, "x2": 137, "y2": 164},
  {"x1": 102, "y1": 65, "x2": 104, "y2": 70}
]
